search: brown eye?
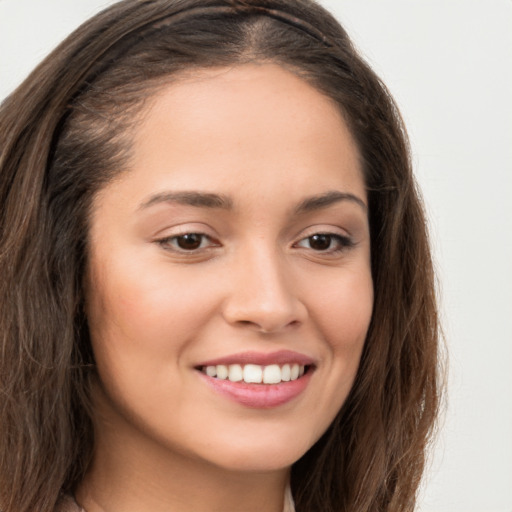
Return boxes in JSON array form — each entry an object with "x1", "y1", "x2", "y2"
[
  {"x1": 175, "y1": 234, "x2": 204, "y2": 250},
  {"x1": 308, "y1": 234, "x2": 332, "y2": 251},
  {"x1": 295, "y1": 233, "x2": 354, "y2": 253},
  {"x1": 156, "y1": 232, "x2": 219, "y2": 256}
]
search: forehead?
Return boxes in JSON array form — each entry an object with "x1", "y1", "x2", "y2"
[
  {"x1": 138, "y1": 63, "x2": 354, "y2": 152},
  {"x1": 95, "y1": 63, "x2": 365, "y2": 212}
]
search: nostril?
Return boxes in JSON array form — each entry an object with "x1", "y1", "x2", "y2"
[
  {"x1": 231, "y1": 318, "x2": 303, "y2": 334},
  {"x1": 222, "y1": 286, "x2": 308, "y2": 334}
]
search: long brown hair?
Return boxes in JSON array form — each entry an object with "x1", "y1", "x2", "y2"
[{"x1": 0, "y1": 1, "x2": 441, "y2": 511}]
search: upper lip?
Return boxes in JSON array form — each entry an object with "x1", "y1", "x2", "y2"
[{"x1": 196, "y1": 350, "x2": 315, "y2": 368}]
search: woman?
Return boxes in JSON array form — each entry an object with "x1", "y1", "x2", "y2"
[{"x1": 0, "y1": 1, "x2": 441, "y2": 511}]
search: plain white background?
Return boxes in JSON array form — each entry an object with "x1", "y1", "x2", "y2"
[{"x1": 1, "y1": 1, "x2": 511, "y2": 511}]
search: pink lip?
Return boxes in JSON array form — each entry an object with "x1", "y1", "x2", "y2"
[
  {"x1": 194, "y1": 350, "x2": 315, "y2": 409},
  {"x1": 196, "y1": 350, "x2": 315, "y2": 367},
  {"x1": 197, "y1": 370, "x2": 313, "y2": 408}
]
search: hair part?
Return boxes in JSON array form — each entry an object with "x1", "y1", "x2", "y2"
[{"x1": 0, "y1": 1, "x2": 441, "y2": 511}]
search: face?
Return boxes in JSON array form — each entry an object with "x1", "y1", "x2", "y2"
[{"x1": 86, "y1": 63, "x2": 373, "y2": 473}]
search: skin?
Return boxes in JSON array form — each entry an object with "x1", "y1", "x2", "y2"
[{"x1": 78, "y1": 63, "x2": 373, "y2": 512}]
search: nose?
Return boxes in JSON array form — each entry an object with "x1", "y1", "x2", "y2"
[{"x1": 221, "y1": 246, "x2": 307, "y2": 334}]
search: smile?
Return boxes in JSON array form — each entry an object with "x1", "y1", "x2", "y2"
[
  {"x1": 195, "y1": 351, "x2": 315, "y2": 408},
  {"x1": 200, "y1": 363, "x2": 307, "y2": 384}
]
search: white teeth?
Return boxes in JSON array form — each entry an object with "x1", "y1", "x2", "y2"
[
  {"x1": 263, "y1": 364, "x2": 282, "y2": 384},
  {"x1": 228, "y1": 364, "x2": 243, "y2": 382},
  {"x1": 203, "y1": 363, "x2": 307, "y2": 384},
  {"x1": 216, "y1": 365, "x2": 228, "y2": 380},
  {"x1": 243, "y1": 364, "x2": 263, "y2": 383},
  {"x1": 281, "y1": 364, "x2": 291, "y2": 382}
]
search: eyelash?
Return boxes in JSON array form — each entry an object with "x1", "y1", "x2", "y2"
[
  {"x1": 156, "y1": 232, "x2": 354, "y2": 255},
  {"x1": 293, "y1": 233, "x2": 355, "y2": 253},
  {"x1": 157, "y1": 233, "x2": 218, "y2": 253}
]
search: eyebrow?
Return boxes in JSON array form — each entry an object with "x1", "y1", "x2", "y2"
[
  {"x1": 139, "y1": 191, "x2": 233, "y2": 211},
  {"x1": 138, "y1": 189, "x2": 366, "y2": 214},
  {"x1": 294, "y1": 190, "x2": 367, "y2": 214}
]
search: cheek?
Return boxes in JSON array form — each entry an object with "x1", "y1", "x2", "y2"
[
  {"x1": 84, "y1": 256, "x2": 220, "y2": 426},
  {"x1": 309, "y1": 265, "x2": 373, "y2": 381},
  {"x1": 86, "y1": 253, "x2": 219, "y2": 362},
  {"x1": 317, "y1": 266, "x2": 373, "y2": 339}
]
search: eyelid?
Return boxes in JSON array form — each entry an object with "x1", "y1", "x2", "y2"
[
  {"x1": 151, "y1": 221, "x2": 215, "y2": 238},
  {"x1": 153, "y1": 223, "x2": 221, "y2": 254},
  {"x1": 291, "y1": 226, "x2": 356, "y2": 253},
  {"x1": 296, "y1": 233, "x2": 353, "y2": 249},
  {"x1": 293, "y1": 224, "x2": 352, "y2": 241},
  {"x1": 155, "y1": 234, "x2": 221, "y2": 260}
]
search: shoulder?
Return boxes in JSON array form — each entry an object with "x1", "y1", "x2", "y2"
[{"x1": 54, "y1": 494, "x2": 84, "y2": 512}]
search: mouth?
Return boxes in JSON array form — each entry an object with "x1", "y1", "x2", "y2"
[
  {"x1": 197, "y1": 363, "x2": 310, "y2": 384},
  {"x1": 194, "y1": 351, "x2": 315, "y2": 408}
]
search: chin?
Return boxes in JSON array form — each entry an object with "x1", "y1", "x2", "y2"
[{"x1": 194, "y1": 430, "x2": 318, "y2": 473}]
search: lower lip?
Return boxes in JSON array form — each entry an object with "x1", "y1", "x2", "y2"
[{"x1": 198, "y1": 371, "x2": 312, "y2": 408}]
